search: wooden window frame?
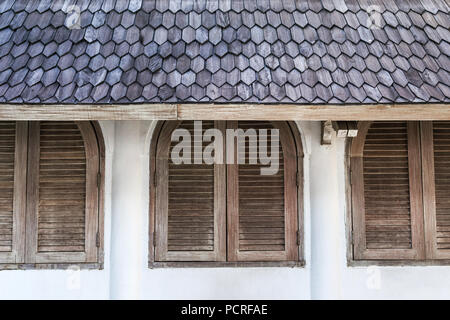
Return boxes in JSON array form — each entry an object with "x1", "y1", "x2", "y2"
[
  {"x1": 0, "y1": 121, "x2": 105, "y2": 270},
  {"x1": 149, "y1": 121, "x2": 304, "y2": 268},
  {"x1": 154, "y1": 121, "x2": 227, "y2": 262},
  {"x1": 348, "y1": 121, "x2": 450, "y2": 266}
]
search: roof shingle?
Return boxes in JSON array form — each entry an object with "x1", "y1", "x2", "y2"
[{"x1": 0, "y1": 0, "x2": 448, "y2": 104}]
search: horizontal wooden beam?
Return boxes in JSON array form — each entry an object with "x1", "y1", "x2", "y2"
[
  {"x1": 178, "y1": 103, "x2": 450, "y2": 121},
  {"x1": 0, "y1": 104, "x2": 177, "y2": 120},
  {"x1": 0, "y1": 103, "x2": 449, "y2": 121}
]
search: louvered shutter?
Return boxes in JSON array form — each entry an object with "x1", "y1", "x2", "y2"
[
  {"x1": 0, "y1": 122, "x2": 27, "y2": 264},
  {"x1": 25, "y1": 122, "x2": 99, "y2": 264},
  {"x1": 155, "y1": 121, "x2": 226, "y2": 261},
  {"x1": 421, "y1": 121, "x2": 450, "y2": 259},
  {"x1": 351, "y1": 121, "x2": 425, "y2": 260},
  {"x1": 227, "y1": 121, "x2": 298, "y2": 261}
]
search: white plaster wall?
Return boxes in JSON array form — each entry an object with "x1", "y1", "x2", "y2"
[{"x1": 1, "y1": 120, "x2": 450, "y2": 299}]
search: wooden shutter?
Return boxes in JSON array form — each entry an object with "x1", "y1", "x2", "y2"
[
  {"x1": 155, "y1": 121, "x2": 226, "y2": 261},
  {"x1": 351, "y1": 121, "x2": 425, "y2": 260},
  {"x1": 25, "y1": 121, "x2": 99, "y2": 264},
  {"x1": 227, "y1": 121, "x2": 298, "y2": 261},
  {"x1": 421, "y1": 121, "x2": 450, "y2": 259},
  {"x1": 0, "y1": 122, "x2": 27, "y2": 264}
]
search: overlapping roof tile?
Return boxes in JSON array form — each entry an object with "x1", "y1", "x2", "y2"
[{"x1": 0, "y1": 0, "x2": 448, "y2": 104}]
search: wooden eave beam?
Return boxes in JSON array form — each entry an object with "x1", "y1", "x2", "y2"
[{"x1": 0, "y1": 103, "x2": 449, "y2": 121}]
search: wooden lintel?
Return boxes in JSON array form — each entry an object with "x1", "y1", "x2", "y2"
[
  {"x1": 0, "y1": 104, "x2": 178, "y2": 120},
  {"x1": 0, "y1": 103, "x2": 449, "y2": 121},
  {"x1": 178, "y1": 103, "x2": 450, "y2": 121}
]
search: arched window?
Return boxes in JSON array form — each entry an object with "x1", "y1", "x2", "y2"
[
  {"x1": 350, "y1": 121, "x2": 450, "y2": 261},
  {"x1": 150, "y1": 121, "x2": 303, "y2": 265},
  {"x1": 0, "y1": 121, "x2": 104, "y2": 267}
]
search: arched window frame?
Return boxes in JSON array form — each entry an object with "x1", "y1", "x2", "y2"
[
  {"x1": 149, "y1": 121, "x2": 304, "y2": 267},
  {"x1": 348, "y1": 121, "x2": 450, "y2": 265},
  {"x1": 0, "y1": 121, "x2": 105, "y2": 270}
]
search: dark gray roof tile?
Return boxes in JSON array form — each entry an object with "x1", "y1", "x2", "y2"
[
  {"x1": 176, "y1": 84, "x2": 190, "y2": 100},
  {"x1": 277, "y1": 25, "x2": 291, "y2": 43},
  {"x1": 176, "y1": 55, "x2": 191, "y2": 74},
  {"x1": 191, "y1": 56, "x2": 205, "y2": 73},
  {"x1": 363, "y1": 84, "x2": 382, "y2": 101},
  {"x1": 299, "y1": 83, "x2": 316, "y2": 101},
  {"x1": 422, "y1": 83, "x2": 444, "y2": 101},
  {"x1": 256, "y1": 42, "x2": 270, "y2": 58},
  {"x1": 242, "y1": 68, "x2": 257, "y2": 85},
  {"x1": 106, "y1": 68, "x2": 123, "y2": 86},
  {"x1": 110, "y1": 81, "x2": 127, "y2": 100},
  {"x1": 362, "y1": 70, "x2": 378, "y2": 87},
  {"x1": 253, "y1": 82, "x2": 270, "y2": 99},
  {"x1": 202, "y1": 10, "x2": 216, "y2": 29},
  {"x1": 257, "y1": 67, "x2": 272, "y2": 85},
  {"x1": 162, "y1": 56, "x2": 176, "y2": 72},
  {"x1": 55, "y1": 82, "x2": 74, "y2": 101},
  {"x1": 263, "y1": 25, "x2": 277, "y2": 44},
  {"x1": 423, "y1": 56, "x2": 440, "y2": 73},
  {"x1": 181, "y1": 70, "x2": 195, "y2": 86},
  {"x1": 196, "y1": 26, "x2": 208, "y2": 44},
  {"x1": 199, "y1": 42, "x2": 213, "y2": 58},
  {"x1": 221, "y1": 54, "x2": 235, "y2": 72},
  {"x1": 216, "y1": 11, "x2": 229, "y2": 28},
  {"x1": 271, "y1": 41, "x2": 285, "y2": 57},
  {"x1": 142, "y1": 82, "x2": 158, "y2": 99},
  {"x1": 171, "y1": 41, "x2": 185, "y2": 58},
  {"x1": 377, "y1": 84, "x2": 398, "y2": 102},
  {"x1": 409, "y1": 83, "x2": 430, "y2": 101},
  {"x1": 237, "y1": 83, "x2": 252, "y2": 100},
  {"x1": 265, "y1": 55, "x2": 280, "y2": 70},
  {"x1": 212, "y1": 70, "x2": 226, "y2": 87},
  {"x1": 38, "y1": 82, "x2": 57, "y2": 102},
  {"x1": 406, "y1": 68, "x2": 424, "y2": 87},
  {"x1": 148, "y1": 55, "x2": 162, "y2": 72},
  {"x1": 196, "y1": 70, "x2": 212, "y2": 87},
  {"x1": 242, "y1": 42, "x2": 256, "y2": 57},
  {"x1": 236, "y1": 55, "x2": 249, "y2": 71},
  {"x1": 226, "y1": 69, "x2": 240, "y2": 86}
]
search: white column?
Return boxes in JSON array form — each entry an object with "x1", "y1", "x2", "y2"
[
  {"x1": 109, "y1": 121, "x2": 145, "y2": 299},
  {"x1": 309, "y1": 122, "x2": 342, "y2": 299}
]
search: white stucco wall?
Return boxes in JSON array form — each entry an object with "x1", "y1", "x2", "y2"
[{"x1": 0, "y1": 120, "x2": 449, "y2": 300}]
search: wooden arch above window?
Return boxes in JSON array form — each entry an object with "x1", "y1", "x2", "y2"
[
  {"x1": 0, "y1": 121, "x2": 104, "y2": 268},
  {"x1": 150, "y1": 121, "x2": 304, "y2": 266},
  {"x1": 350, "y1": 121, "x2": 450, "y2": 262}
]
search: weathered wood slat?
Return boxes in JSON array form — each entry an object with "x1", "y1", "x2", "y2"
[
  {"x1": 0, "y1": 122, "x2": 15, "y2": 255},
  {"x1": 352, "y1": 121, "x2": 425, "y2": 260},
  {"x1": 0, "y1": 122, "x2": 27, "y2": 263},
  {"x1": 155, "y1": 121, "x2": 226, "y2": 262},
  {"x1": 167, "y1": 121, "x2": 215, "y2": 252},
  {"x1": 237, "y1": 121, "x2": 286, "y2": 252},
  {"x1": 426, "y1": 122, "x2": 450, "y2": 258},
  {"x1": 23, "y1": 121, "x2": 100, "y2": 264},
  {"x1": 227, "y1": 121, "x2": 298, "y2": 261},
  {"x1": 362, "y1": 122, "x2": 413, "y2": 250},
  {"x1": 35, "y1": 122, "x2": 87, "y2": 253}
]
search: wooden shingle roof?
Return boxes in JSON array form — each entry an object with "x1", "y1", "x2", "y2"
[{"x1": 0, "y1": 0, "x2": 449, "y2": 104}]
